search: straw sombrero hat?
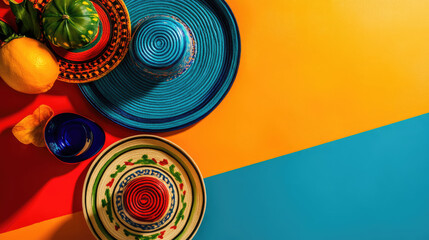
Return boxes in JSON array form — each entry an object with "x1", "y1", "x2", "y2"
[
  {"x1": 79, "y1": 0, "x2": 240, "y2": 132},
  {"x1": 35, "y1": 0, "x2": 131, "y2": 83},
  {"x1": 82, "y1": 135, "x2": 206, "y2": 240}
]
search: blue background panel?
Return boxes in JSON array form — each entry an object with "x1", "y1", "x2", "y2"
[{"x1": 196, "y1": 114, "x2": 429, "y2": 239}]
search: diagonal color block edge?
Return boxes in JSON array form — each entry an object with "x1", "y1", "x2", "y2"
[
  {"x1": 3, "y1": 113, "x2": 429, "y2": 239},
  {"x1": 195, "y1": 112, "x2": 429, "y2": 240}
]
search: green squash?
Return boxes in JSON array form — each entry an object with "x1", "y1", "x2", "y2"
[{"x1": 42, "y1": 0, "x2": 100, "y2": 49}]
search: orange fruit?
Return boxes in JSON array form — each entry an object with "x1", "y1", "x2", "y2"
[{"x1": 0, "y1": 37, "x2": 59, "y2": 94}]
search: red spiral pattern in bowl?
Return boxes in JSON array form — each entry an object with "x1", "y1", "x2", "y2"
[{"x1": 123, "y1": 177, "x2": 169, "y2": 222}]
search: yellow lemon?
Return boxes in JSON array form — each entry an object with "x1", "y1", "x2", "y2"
[{"x1": 0, "y1": 37, "x2": 59, "y2": 94}]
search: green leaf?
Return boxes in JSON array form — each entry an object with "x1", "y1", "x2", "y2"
[
  {"x1": 169, "y1": 165, "x2": 183, "y2": 183},
  {"x1": 123, "y1": 229, "x2": 159, "y2": 240},
  {"x1": 174, "y1": 201, "x2": 187, "y2": 226},
  {"x1": 135, "y1": 158, "x2": 157, "y2": 165},
  {"x1": 9, "y1": 0, "x2": 41, "y2": 39},
  {"x1": 103, "y1": 189, "x2": 113, "y2": 223},
  {"x1": 0, "y1": 20, "x2": 18, "y2": 42}
]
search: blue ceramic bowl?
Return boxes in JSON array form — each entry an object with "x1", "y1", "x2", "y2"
[
  {"x1": 44, "y1": 113, "x2": 105, "y2": 163},
  {"x1": 79, "y1": 0, "x2": 241, "y2": 132},
  {"x1": 129, "y1": 15, "x2": 196, "y2": 81}
]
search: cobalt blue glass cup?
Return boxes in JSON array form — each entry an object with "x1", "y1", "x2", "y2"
[{"x1": 44, "y1": 113, "x2": 105, "y2": 164}]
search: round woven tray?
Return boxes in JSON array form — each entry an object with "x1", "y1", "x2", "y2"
[
  {"x1": 36, "y1": 0, "x2": 132, "y2": 83},
  {"x1": 79, "y1": 0, "x2": 241, "y2": 132},
  {"x1": 82, "y1": 135, "x2": 206, "y2": 240}
]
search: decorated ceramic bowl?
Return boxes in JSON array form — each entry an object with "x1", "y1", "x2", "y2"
[
  {"x1": 82, "y1": 135, "x2": 206, "y2": 239},
  {"x1": 79, "y1": 0, "x2": 240, "y2": 132},
  {"x1": 36, "y1": 0, "x2": 132, "y2": 83}
]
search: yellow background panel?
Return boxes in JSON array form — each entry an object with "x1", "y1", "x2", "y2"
[
  {"x1": 0, "y1": 212, "x2": 92, "y2": 239},
  {"x1": 168, "y1": 0, "x2": 429, "y2": 177}
]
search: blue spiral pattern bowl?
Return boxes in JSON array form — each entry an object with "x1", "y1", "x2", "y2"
[
  {"x1": 129, "y1": 15, "x2": 196, "y2": 81},
  {"x1": 79, "y1": 0, "x2": 241, "y2": 132}
]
